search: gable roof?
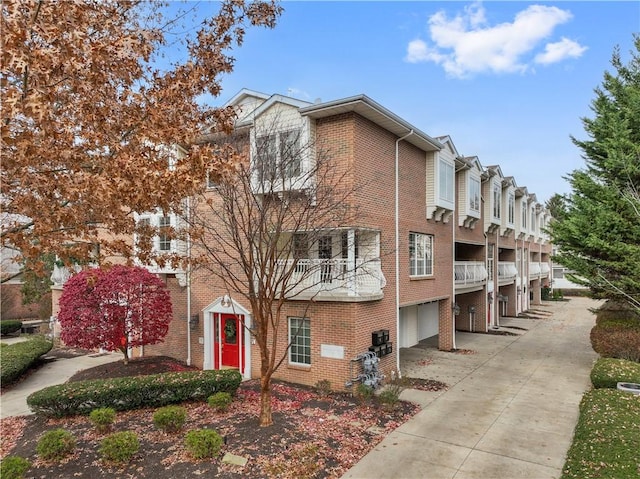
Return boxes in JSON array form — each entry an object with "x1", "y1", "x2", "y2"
[{"x1": 300, "y1": 95, "x2": 443, "y2": 152}]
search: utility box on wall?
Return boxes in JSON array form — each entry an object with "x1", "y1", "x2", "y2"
[{"x1": 369, "y1": 329, "x2": 392, "y2": 358}]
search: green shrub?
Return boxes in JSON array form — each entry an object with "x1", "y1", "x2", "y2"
[
  {"x1": 314, "y1": 379, "x2": 332, "y2": 397},
  {"x1": 89, "y1": 407, "x2": 116, "y2": 433},
  {"x1": 590, "y1": 319, "x2": 640, "y2": 362},
  {"x1": 99, "y1": 431, "x2": 139, "y2": 463},
  {"x1": 354, "y1": 383, "x2": 374, "y2": 403},
  {"x1": 595, "y1": 300, "x2": 640, "y2": 324},
  {"x1": 207, "y1": 392, "x2": 232, "y2": 412},
  {"x1": 36, "y1": 429, "x2": 76, "y2": 461},
  {"x1": 0, "y1": 336, "x2": 53, "y2": 385},
  {"x1": 0, "y1": 456, "x2": 30, "y2": 479},
  {"x1": 27, "y1": 369, "x2": 242, "y2": 417},
  {"x1": 153, "y1": 405, "x2": 187, "y2": 433},
  {"x1": 378, "y1": 382, "x2": 404, "y2": 409},
  {"x1": 0, "y1": 320, "x2": 23, "y2": 336},
  {"x1": 184, "y1": 429, "x2": 223, "y2": 459},
  {"x1": 590, "y1": 357, "x2": 640, "y2": 389}
]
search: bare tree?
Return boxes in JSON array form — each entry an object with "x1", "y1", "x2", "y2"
[{"x1": 187, "y1": 120, "x2": 383, "y2": 426}]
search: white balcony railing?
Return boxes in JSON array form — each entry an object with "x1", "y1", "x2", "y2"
[
  {"x1": 277, "y1": 258, "x2": 386, "y2": 301},
  {"x1": 498, "y1": 261, "x2": 518, "y2": 284},
  {"x1": 540, "y1": 262, "x2": 550, "y2": 276},
  {"x1": 529, "y1": 262, "x2": 542, "y2": 278},
  {"x1": 454, "y1": 261, "x2": 488, "y2": 288}
]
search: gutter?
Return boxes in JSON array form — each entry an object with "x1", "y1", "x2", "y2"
[{"x1": 395, "y1": 129, "x2": 414, "y2": 377}]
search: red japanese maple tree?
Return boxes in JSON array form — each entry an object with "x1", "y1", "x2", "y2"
[{"x1": 58, "y1": 266, "x2": 172, "y2": 364}]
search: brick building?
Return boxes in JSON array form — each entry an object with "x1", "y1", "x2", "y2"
[{"x1": 50, "y1": 89, "x2": 552, "y2": 391}]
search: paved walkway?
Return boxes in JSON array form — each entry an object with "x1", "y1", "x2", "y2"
[
  {"x1": 343, "y1": 297, "x2": 600, "y2": 479},
  {"x1": 0, "y1": 341, "x2": 121, "y2": 419}
]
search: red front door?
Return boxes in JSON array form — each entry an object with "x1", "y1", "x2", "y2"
[{"x1": 214, "y1": 313, "x2": 244, "y2": 372}]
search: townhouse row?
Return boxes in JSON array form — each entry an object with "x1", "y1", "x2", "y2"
[{"x1": 51, "y1": 89, "x2": 553, "y2": 390}]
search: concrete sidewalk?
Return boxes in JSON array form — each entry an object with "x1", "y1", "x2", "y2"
[
  {"x1": 0, "y1": 347, "x2": 121, "y2": 418},
  {"x1": 343, "y1": 297, "x2": 600, "y2": 479}
]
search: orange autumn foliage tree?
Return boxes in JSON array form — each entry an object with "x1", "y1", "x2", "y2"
[{"x1": 1, "y1": 0, "x2": 281, "y2": 274}]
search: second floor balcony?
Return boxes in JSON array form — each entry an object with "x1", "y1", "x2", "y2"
[
  {"x1": 454, "y1": 261, "x2": 487, "y2": 292},
  {"x1": 498, "y1": 261, "x2": 518, "y2": 285},
  {"x1": 529, "y1": 262, "x2": 542, "y2": 279},
  {"x1": 278, "y1": 258, "x2": 385, "y2": 301}
]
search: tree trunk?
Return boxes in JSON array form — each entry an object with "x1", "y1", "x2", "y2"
[
  {"x1": 259, "y1": 374, "x2": 273, "y2": 427},
  {"x1": 121, "y1": 346, "x2": 129, "y2": 365}
]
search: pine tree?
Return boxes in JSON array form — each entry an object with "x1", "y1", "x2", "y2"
[{"x1": 551, "y1": 35, "x2": 640, "y2": 312}]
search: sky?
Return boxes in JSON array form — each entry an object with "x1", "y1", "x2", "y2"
[{"x1": 173, "y1": 1, "x2": 639, "y2": 204}]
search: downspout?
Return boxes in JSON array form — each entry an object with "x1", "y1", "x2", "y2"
[
  {"x1": 494, "y1": 227, "x2": 500, "y2": 329},
  {"x1": 186, "y1": 197, "x2": 192, "y2": 366},
  {"x1": 395, "y1": 130, "x2": 413, "y2": 377}
]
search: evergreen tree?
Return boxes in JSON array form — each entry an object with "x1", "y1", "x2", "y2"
[{"x1": 551, "y1": 35, "x2": 640, "y2": 312}]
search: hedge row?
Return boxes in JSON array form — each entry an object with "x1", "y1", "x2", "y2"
[
  {"x1": 590, "y1": 318, "x2": 640, "y2": 362},
  {"x1": 0, "y1": 336, "x2": 53, "y2": 386},
  {"x1": 590, "y1": 357, "x2": 640, "y2": 389},
  {"x1": 1, "y1": 320, "x2": 23, "y2": 336},
  {"x1": 27, "y1": 369, "x2": 242, "y2": 417}
]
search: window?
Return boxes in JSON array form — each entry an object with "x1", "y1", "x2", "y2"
[
  {"x1": 255, "y1": 129, "x2": 301, "y2": 182},
  {"x1": 279, "y1": 130, "x2": 301, "y2": 178},
  {"x1": 469, "y1": 177, "x2": 480, "y2": 212},
  {"x1": 493, "y1": 183, "x2": 501, "y2": 219},
  {"x1": 289, "y1": 317, "x2": 311, "y2": 365},
  {"x1": 293, "y1": 233, "x2": 309, "y2": 273},
  {"x1": 439, "y1": 159, "x2": 454, "y2": 203},
  {"x1": 409, "y1": 233, "x2": 433, "y2": 276},
  {"x1": 522, "y1": 202, "x2": 527, "y2": 229},
  {"x1": 256, "y1": 134, "x2": 277, "y2": 182},
  {"x1": 158, "y1": 216, "x2": 171, "y2": 251},
  {"x1": 508, "y1": 192, "x2": 515, "y2": 224},
  {"x1": 531, "y1": 209, "x2": 536, "y2": 233}
]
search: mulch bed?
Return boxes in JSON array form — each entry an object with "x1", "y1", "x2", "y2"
[{"x1": 1, "y1": 355, "x2": 430, "y2": 478}]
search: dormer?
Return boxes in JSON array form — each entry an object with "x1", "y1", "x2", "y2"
[
  {"x1": 515, "y1": 186, "x2": 529, "y2": 239},
  {"x1": 456, "y1": 155, "x2": 482, "y2": 228},
  {"x1": 483, "y1": 165, "x2": 504, "y2": 235},
  {"x1": 222, "y1": 91, "x2": 316, "y2": 195},
  {"x1": 427, "y1": 136, "x2": 457, "y2": 223},
  {"x1": 500, "y1": 176, "x2": 516, "y2": 237}
]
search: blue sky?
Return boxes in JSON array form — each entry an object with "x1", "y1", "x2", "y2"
[{"x1": 177, "y1": 1, "x2": 639, "y2": 204}]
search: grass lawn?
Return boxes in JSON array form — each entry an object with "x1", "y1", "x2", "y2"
[{"x1": 561, "y1": 388, "x2": 640, "y2": 479}]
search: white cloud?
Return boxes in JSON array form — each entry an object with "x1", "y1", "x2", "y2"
[
  {"x1": 405, "y1": 2, "x2": 586, "y2": 78},
  {"x1": 535, "y1": 37, "x2": 588, "y2": 64}
]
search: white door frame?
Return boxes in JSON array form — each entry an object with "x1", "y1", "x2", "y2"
[{"x1": 202, "y1": 296, "x2": 252, "y2": 380}]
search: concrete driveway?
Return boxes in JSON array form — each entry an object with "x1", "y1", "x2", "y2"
[{"x1": 343, "y1": 297, "x2": 600, "y2": 479}]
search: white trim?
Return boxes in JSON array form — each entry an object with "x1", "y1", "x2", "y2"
[{"x1": 202, "y1": 296, "x2": 252, "y2": 380}]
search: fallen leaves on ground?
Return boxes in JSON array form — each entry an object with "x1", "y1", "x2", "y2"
[{"x1": 1, "y1": 356, "x2": 421, "y2": 478}]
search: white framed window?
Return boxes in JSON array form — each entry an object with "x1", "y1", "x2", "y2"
[
  {"x1": 493, "y1": 183, "x2": 501, "y2": 219},
  {"x1": 531, "y1": 208, "x2": 536, "y2": 233},
  {"x1": 508, "y1": 192, "x2": 515, "y2": 224},
  {"x1": 289, "y1": 317, "x2": 311, "y2": 365},
  {"x1": 158, "y1": 216, "x2": 171, "y2": 251},
  {"x1": 522, "y1": 202, "x2": 528, "y2": 229},
  {"x1": 255, "y1": 129, "x2": 301, "y2": 182},
  {"x1": 439, "y1": 159, "x2": 454, "y2": 203},
  {"x1": 469, "y1": 177, "x2": 480, "y2": 212},
  {"x1": 409, "y1": 232, "x2": 433, "y2": 277}
]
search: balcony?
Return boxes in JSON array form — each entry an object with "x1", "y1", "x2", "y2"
[
  {"x1": 498, "y1": 261, "x2": 518, "y2": 285},
  {"x1": 540, "y1": 262, "x2": 550, "y2": 277},
  {"x1": 279, "y1": 258, "x2": 386, "y2": 302},
  {"x1": 454, "y1": 261, "x2": 487, "y2": 292},
  {"x1": 529, "y1": 262, "x2": 542, "y2": 279}
]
